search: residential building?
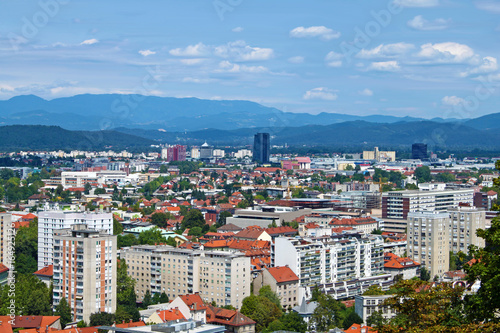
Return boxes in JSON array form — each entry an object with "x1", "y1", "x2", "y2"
[
  {"x1": 121, "y1": 245, "x2": 251, "y2": 308},
  {"x1": 200, "y1": 143, "x2": 213, "y2": 161},
  {"x1": 382, "y1": 188, "x2": 474, "y2": 220},
  {"x1": 253, "y1": 266, "x2": 299, "y2": 310},
  {"x1": 273, "y1": 232, "x2": 390, "y2": 299},
  {"x1": 52, "y1": 224, "x2": 117, "y2": 323},
  {"x1": 253, "y1": 133, "x2": 270, "y2": 164},
  {"x1": 38, "y1": 209, "x2": 113, "y2": 269},
  {"x1": 163, "y1": 145, "x2": 187, "y2": 162},
  {"x1": 411, "y1": 143, "x2": 428, "y2": 160},
  {"x1": 383, "y1": 253, "x2": 420, "y2": 280},
  {"x1": 205, "y1": 304, "x2": 256, "y2": 333},
  {"x1": 291, "y1": 297, "x2": 318, "y2": 328},
  {"x1": 0, "y1": 213, "x2": 13, "y2": 266},
  {"x1": 448, "y1": 206, "x2": 486, "y2": 254},
  {"x1": 354, "y1": 294, "x2": 396, "y2": 326},
  {"x1": 34, "y1": 265, "x2": 53, "y2": 287},
  {"x1": 407, "y1": 211, "x2": 450, "y2": 278}
]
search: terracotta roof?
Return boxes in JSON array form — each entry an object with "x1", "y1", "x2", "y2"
[
  {"x1": 487, "y1": 190, "x2": 497, "y2": 196},
  {"x1": 217, "y1": 223, "x2": 243, "y2": 232},
  {"x1": 115, "y1": 321, "x2": 145, "y2": 328},
  {"x1": 384, "y1": 255, "x2": 420, "y2": 270},
  {"x1": 34, "y1": 265, "x2": 53, "y2": 277},
  {"x1": 344, "y1": 324, "x2": 377, "y2": 333},
  {"x1": 179, "y1": 293, "x2": 207, "y2": 311},
  {"x1": 13, "y1": 221, "x2": 30, "y2": 229},
  {"x1": 0, "y1": 263, "x2": 8, "y2": 274},
  {"x1": 342, "y1": 300, "x2": 355, "y2": 308},
  {"x1": 266, "y1": 266, "x2": 299, "y2": 283},
  {"x1": 156, "y1": 309, "x2": 185, "y2": 322},
  {"x1": 265, "y1": 226, "x2": 297, "y2": 236},
  {"x1": 205, "y1": 305, "x2": 255, "y2": 327},
  {"x1": 234, "y1": 227, "x2": 268, "y2": 240}
]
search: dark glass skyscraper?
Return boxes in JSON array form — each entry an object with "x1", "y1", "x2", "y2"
[
  {"x1": 253, "y1": 133, "x2": 270, "y2": 163},
  {"x1": 412, "y1": 143, "x2": 428, "y2": 160}
]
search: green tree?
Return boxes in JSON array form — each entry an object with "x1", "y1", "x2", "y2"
[
  {"x1": 151, "y1": 212, "x2": 171, "y2": 228},
  {"x1": 367, "y1": 310, "x2": 387, "y2": 328},
  {"x1": 181, "y1": 209, "x2": 206, "y2": 229},
  {"x1": 142, "y1": 290, "x2": 152, "y2": 309},
  {"x1": 414, "y1": 166, "x2": 432, "y2": 183},
  {"x1": 117, "y1": 234, "x2": 139, "y2": 248},
  {"x1": 343, "y1": 311, "x2": 363, "y2": 330},
  {"x1": 116, "y1": 259, "x2": 140, "y2": 322},
  {"x1": 55, "y1": 298, "x2": 72, "y2": 328},
  {"x1": 89, "y1": 312, "x2": 115, "y2": 326},
  {"x1": 420, "y1": 266, "x2": 431, "y2": 281},
  {"x1": 311, "y1": 293, "x2": 346, "y2": 331},
  {"x1": 217, "y1": 211, "x2": 232, "y2": 227},
  {"x1": 363, "y1": 285, "x2": 385, "y2": 296},
  {"x1": 240, "y1": 294, "x2": 282, "y2": 332},
  {"x1": 280, "y1": 311, "x2": 307, "y2": 333},
  {"x1": 113, "y1": 216, "x2": 124, "y2": 235},
  {"x1": 138, "y1": 227, "x2": 168, "y2": 245},
  {"x1": 258, "y1": 285, "x2": 281, "y2": 310},
  {"x1": 15, "y1": 218, "x2": 38, "y2": 274},
  {"x1": 0, "y1": 274, "x2": 52, "y2": 315}
]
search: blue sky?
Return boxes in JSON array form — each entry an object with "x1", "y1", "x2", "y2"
[{"x1": 1, "y1": 0, "x2": 500, "y2": 119}]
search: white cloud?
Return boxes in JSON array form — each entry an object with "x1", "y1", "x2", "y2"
[
  {"x1": 80, "y1": 39, "x2": 99, "y2": 45},
  {"x1": 303, "y1": 87, "x2": 338, "y2": 100},
  {"x1": 170, "y1": 42, "x2": 209, "y2": 57},
  {"x1": 325, "y1": 51, "x2": 343, "y2": 67},
  {"x1": 358, "y1": 89, "x2": 374, "y2": 96},
  {"x1": 442, "y1": 95, "x2": 466, "y2": 106},
  {"x1": 214, "y1": 40, "x2": 274, "y2": 61},
  {"x1": 367, "y1": 61, "x2": 401, "y2": 72},
  {"x1": 139, "y1": 49, "x2": 156, "y2": 57},
  {"x1": 288, "y1": 56, "x2": 305, "y2": 64},
  {"x1": 460, "y1": 56, "x2": 498, "y2": 77},
  {"x1": 179, "y1": 58, "x2": 205, "y2": 65},
  {"x1": 218, "y1": 60, "x2": 269, "y2": 73},
  {"x1": 417, "y1": 42, "x2": 478, "y2": 63},
  {"x1": 357, "y1": 43, "x2": 415, "y2": 59},
  {"x1": 407, "y1": 15, "x2": 451, "y2": 30},
  {"x1": 232, "y1": 27, "x2": 244, "y2": 32},
  {"x1": 182, "y1": 77, "x2": 213, "y2": 84},
  {"x1": 393, "y1": 0, "x2": 439, "y2": 7},
  {"x1": 290, "y1": 26, "x2": 341, "y2": 40},
  {"x1": 476, "y1": 1, "x2": 500, "y2": 13}
]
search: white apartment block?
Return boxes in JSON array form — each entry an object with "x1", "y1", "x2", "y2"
[
  {"x1": 407, "y1": 211, "x2": 450, "y2": 279},
  {"x1": 53, "y1": 224, "x2": 117, "y2": 323},
  {"x1": 448, "y1": 206, "x2": 486, "y2": 254},
  {"x1": 273, "y1": 232, "x2": 389, "y2": 299},
  {"x1": 60, "y1": 171, "x2": 129, "y2": 188},
  {"x1": 382, "y1": 188, "x2": 474, "y2": 220},
  {"x1": 38, "y1": 210, "x2": 113, "y2": 269},
  {"x1": 121, "y1": 245, "x2": 251, "y2": 309},
  {"x1": 0, "y1": 213, "x2": 13, "y2": 267},
  {"x1": 354, "y1": 295, "x2": 396, "y2": 325}
]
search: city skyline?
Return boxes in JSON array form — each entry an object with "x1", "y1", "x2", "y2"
[{"x1": 1, "y1": 1, "x2": 500, "y2": 119}]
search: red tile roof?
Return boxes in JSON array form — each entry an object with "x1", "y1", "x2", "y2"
[
  {"x1": 179, "y1": 293, "x2": 207, "y2": 310},
  {"x1": 155, "y1": 309, "x2": 185, "y2": 322},
  {"x1": 344, "y1": 324, "x2": 377, "y2": 332},
  {"x1": 34, "y1": 265, "x2": 53, "y2": 277},
  {"x1": 115, "y1": 321, "x2": 145, "y2": 328},
  {"x1": 265, "y1": 226, "x2": 297, "y2": 236},
  {"x1": 0, "y1": 263, "x2": 9, "y2": 274},
  {"x1": 205, "y1": 305, "x2": 255, "y2": 327},
  {"x1": 266, "y1": 266, "x2": 299, "y2": 283}
]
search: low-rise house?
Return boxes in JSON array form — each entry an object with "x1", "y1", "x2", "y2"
[
  {"x1": 291, "y1": 297, "x2": 318, "y2": 328},
  {"x1": 205, "y1": 305, "x2": 255, "y2": 333},
  {"x1": 146, "y1": 308, "x2": 185, "y2": 324},
  {"x1": 253, "y1": 266, "x2": 299, "y2": 310},
  {"x1": 33, "y1": 265, "x2": 53, "y2": 287},
  {"x1": 383, "y1": 253, "x2": 420, "y2": 280},
  {"x1": 354, "y1": 294, "x2": 395, "y2": 326}
]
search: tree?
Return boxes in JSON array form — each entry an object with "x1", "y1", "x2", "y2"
[
  {"x1": 240, "y1": 294, "x2": 282, "y2": 332},
  {"x1": 181, "y1": 209, "x2": 206, "y2": 229},
  {"x1": 311, "y1": 293, "x2": 346, "y2": 331},
  {"x1": 84, "y1": 182, "x2": 92, "y2": 194},
  {"x1": 151, "y1": 212, "x2": 171, "y2": 228},
  {"x1": 343, "y1": 311, "x2": 363, "y2": 330},
  {"x1": 0, "y1": 274, "x2": 52, "y2": 316},
  {"x1": 217, "y1": 211, "x2": 232, "y2": 227},
  {"x1": 367, "y1": 310, "x2": 386, "y2": 328},
  {"x1": 138, "y1": 228, "x2": 168, "y2": 245},
  {"x1": 89, "y1": 312, "x2": 115, "y2": 326},
  {"x1": 142, "y1": 290, "x2": 152, "y2": 309},
  {"x1": 113, "y1": 216, "x2": 124, "y2": 235},
  {"x1": 380, "y1": 280, "x2": 466, "y2": 332},
  {"x1": 258, "y1": 285, "x2": 281, "y2": 310},
  {"x1": 414, "y1": 166, "x2": 432, "y2": 183},
  {"x1": 15, "y1": 218, "x2": 38, "y2": 274},
  {"x1": 363, "y1": 285, "x2": 385, "y2": 296},
  {"x1": 55, "y1": 298, "x2": 72, "y2": 328},
  {"x1": 420, "y1": 266, "x2": 431, "y2": 281},
  {"x1": 116, "y1": 259, "x2": 140, "y2": 322},
  {"x1": 280, "y1": 311, "x2": 307, "y2": 333}
]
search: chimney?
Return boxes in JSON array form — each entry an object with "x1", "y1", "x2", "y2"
[
  {"x1": 175, "y1": 308, "x2": 179, "y2": 315},
  {"x1": 129, "y1": 319, "x2": 132, "y2": 323}
]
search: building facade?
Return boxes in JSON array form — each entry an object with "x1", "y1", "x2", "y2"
[
  {"x1": 407, "y1": 211, "x2": 450, "y2": 278},
  {"x1": 448, "y1": 206, "x2": 485, "y2": 254},
  {"x1": 253, "y1": 266, "x2": 299, "y2": 310},
  {"x1": 38, "y1": 210, "x2": 113, "y2": 269},
  {"x1": 411, "y1": 143, "x2": 428, "y2": 160},
  {"x1": 121, "y1": 245, "x2": 251, "y2": 308},
  {"x1": 0, "y1": 213, "x2": 13, "y2": 266},
  {"x1": 253, "y1": 133, "x2": 270, "y2": 164},
  {"x1": 52, "y1": 224, "x2": 117, "y2": 323}
]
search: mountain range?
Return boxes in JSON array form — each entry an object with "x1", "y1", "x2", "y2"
[{"x1": 0, "y1": 94, "x2": 498, "y2": 150}]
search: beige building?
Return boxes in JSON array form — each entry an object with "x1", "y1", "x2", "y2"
[
  {"x1": 121, "y1": 245, "x2": 251, "y2": 308},
  {"x1": 0, "y1": 213, "x2": 13, "y2": 266},
  {"x1": 448, "y1": 206, "x2": 486, "y2": 254},
  {"x1": 52, "y1": 224, "x2": 117, "y2": 323},
  {"x1": 407, "y1": 211, "x2": 450, "y2": 279},
  {"x1": 253, "y1": 266, "x2": 299, "y2": 310},
  {"x1": 363, "y1": 147, "x2": 396, "y2": 162}
]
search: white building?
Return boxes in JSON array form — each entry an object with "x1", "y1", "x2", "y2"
[
  {"x1": 407, "y1": 211, "x2": 450, "y2": 279},
  {"x1": 273, "y1": 232, "x2": 390, "y2": 299},
  {"x1": 53, "y1": 224, "x2": 117, "y2": 323},
  {"x1": 212, "y1": 149, "x2": 225, "y2": 158},
  {"x1": 38, "y1": 209, "x2": 113, "y2": 269},
  {"x1": 234, "y1": 149, "x2": 252, "y2": 159},
  {"x1": 448, "y1": 206, "x2": 486, "y2": 254},
  {"x1": 355, "y1": 294, "x2": 396, "y2": 325}
]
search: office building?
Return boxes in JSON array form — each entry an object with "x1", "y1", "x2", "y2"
[
  {"x1": 200, "y1": 143, "x2": 213, "y2": 161},
  {"x1": 162, "y1": 145, "x2": 187, "y2": 162},
  {"x1": 253, "y1": 133, "x2": 270, "y2": 164},
  {"x1": 407, "y1": 211, "x2": 449, "y2": 278},
  {"x1": 121, "y1": 245, "x2": 251, "y2": 309},
  {"x1": 448, "y1": 206, "x2": 485, "y2": 254},
  {"x1": 52, "y1": 224, "x2": 117, "y2": 323},
  {"x1": 362, "y1": 147, "x2": 396, "y2": 162},
  {"x1": 411, "y1": 143, "x2": 427, "y2": 160},
  {"x1": 38, "y1": 210, "x2": 113, "y2": 269}
]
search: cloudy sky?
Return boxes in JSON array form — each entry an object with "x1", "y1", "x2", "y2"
[{"x1": 1, "y1": 0, "x2": 500, "y2": 119}]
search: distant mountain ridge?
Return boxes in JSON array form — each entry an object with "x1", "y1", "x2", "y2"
[{"x1": 0, "y1": 94, "x2": 478, "y2": 132}]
